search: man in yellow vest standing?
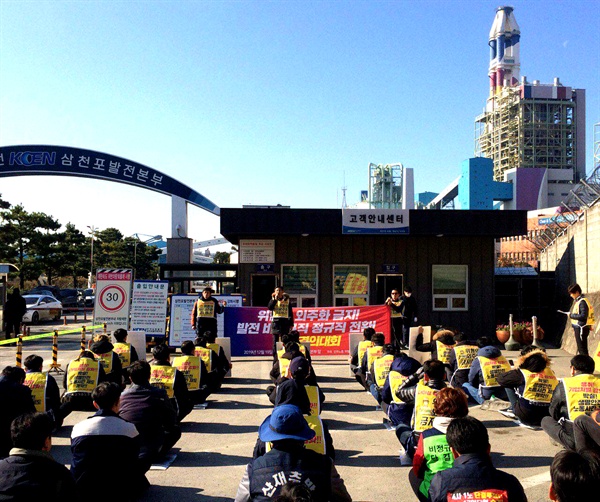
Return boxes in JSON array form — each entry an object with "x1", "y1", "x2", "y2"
[
  {"x1": 268, "y1": 287, "x2": 294, "y2": 359},
  {"x1": 541, "y1": 355, "x2": 600, "y2": 450},
  {"x1": 559, "y1": 284, "x2": 596, "y2": 356},
  {"x1": 190, "y1": 287, "x2": 223, "y2": 338}
]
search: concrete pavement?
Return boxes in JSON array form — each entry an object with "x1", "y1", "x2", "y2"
[{"x1": 1, "y1": 318, "x2": 570, "y2": 501}]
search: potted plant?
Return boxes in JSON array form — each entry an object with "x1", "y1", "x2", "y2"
[{"x1": 496, "y1": 324, "x2": 511, "y2": 344}]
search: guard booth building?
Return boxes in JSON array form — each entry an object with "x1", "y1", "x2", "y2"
[{"x1": 220, "y1": 208, "x2": 527, "y2": 338}]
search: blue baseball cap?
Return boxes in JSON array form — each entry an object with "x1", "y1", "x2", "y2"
[{"x1": 258, "y1": 404, "x2": 315, "y2": 442}]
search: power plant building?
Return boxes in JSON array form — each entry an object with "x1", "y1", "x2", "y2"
[{"x1": 475, "y1": 6, "x2": 586, "y2": 210}]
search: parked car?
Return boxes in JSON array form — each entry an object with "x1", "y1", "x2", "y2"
[
  {"x1": 27, "y1": 286, "x2": 84, "y2": 310},
  {"x1": 22, "y1": 295, "x2": 63, "y2": 324},
  {"x1": 83, "y1": 288, "x2": 95, "y2": 307}
]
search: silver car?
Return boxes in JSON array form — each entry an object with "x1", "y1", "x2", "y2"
[{"x1": 22, "y1": 294, "x2": 63, "y2": 324}]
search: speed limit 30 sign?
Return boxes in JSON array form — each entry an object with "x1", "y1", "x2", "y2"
[
  {"x1": 98, "y1": 285, "x2": 127, "y2": 312},
  {"x1": 93, "y1": 269, "x2": 133, "y2": 331}
]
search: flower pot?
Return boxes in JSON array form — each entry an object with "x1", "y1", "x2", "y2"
[
  {"x1": 496, "y1": 330, "x2": 510, "y2": 344},
  {"x1": 512, "y1": 329, "x2": 524, "y2": 344}
]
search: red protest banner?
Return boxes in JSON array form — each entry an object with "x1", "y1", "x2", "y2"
[{"x1": 294, "y1": 305, "x2": 391, "y2": 355}]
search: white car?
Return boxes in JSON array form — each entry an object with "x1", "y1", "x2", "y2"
[{"x1": 22, "y1": 295, "x2": 63, "y2": 324}]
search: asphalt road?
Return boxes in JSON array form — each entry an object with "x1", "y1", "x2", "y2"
[{"x1": 1, "y1": 318, "x2": 568, "y2": 501}]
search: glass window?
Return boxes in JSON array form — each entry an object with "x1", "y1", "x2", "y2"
[
  {"x1": 333, "y1": 265, "x2": 369, "y2": 306},
  {"x1": 432, "y1": 265, "x2": 468, "y2": 311},
  {"x1": 282, "y1": 265, "x2": 318, "y2": 307}
]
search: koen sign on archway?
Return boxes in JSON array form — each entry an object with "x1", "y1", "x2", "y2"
[{"x1": 93, "y1": 269, "x2": 133, "y2": 331}]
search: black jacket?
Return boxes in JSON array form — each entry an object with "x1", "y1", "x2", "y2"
[
  {"x1": 429, "y1": 453, "x2": 527, "y2": 502},
  {"x1": 0, "y1": 377, "x2": 36, "y2": 458}
]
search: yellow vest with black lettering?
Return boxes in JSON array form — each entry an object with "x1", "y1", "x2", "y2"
[
  {"x1": 358, "y1": 340, "x2": 374, "y2": 367},
  {"x1": 389, "y1": 370, "x2": 408, "y2": 404},
  {"x1": 303, "y1": 415, "x2": 326, "y2": 455},
  {"x1": 412, "y1": 381, "x2": 438, "y2": 433},
  {"x1": 390, "y1": 300, "x2": 403, "y2": 318},
  {"x1": 194, "y1": 346, "x2": 213, "y2": 372},
  {"x1": 571, "y1": 297, "x2": 595, "y2": 327},
  {"x1": 113, "y1": 342, "x2": 131, "y2": 368},
  {"x1": 24, "y1": 372, "x2": 47, "y2": 412},
  {"x1": 279, "y1": 356, "x2": 292, "y2": 377},
  {"x1": 172, "y1": 355, "x2": 202, "y2": 390},
  {"x1": 478, "y1": 355, "x2": 511, "y2": 388},
  {"x1": 454, "y1": 345, "x2": 478, "y2": 370},
  {"x1": 196, "y1": 298, "x2": 215, "y2": 318},
  {"x1": 436, "y1": 341, "x2": 456, "y2": 365},
  {"x1": 374, "y1": 354, "x2": 395, "y2": 388},
  {"x1": 563, "y1": 373, "x2": 600, "y2": 420},
  {"x1": 366, "y1": 346, "x2": 384, "y2": 370},
  {"x1": 66, "y1": 357, "x2": 100, "y2": 395},
  {"x1": 273, "y1": 299, "x2": 290, "y2": 319},
  {"x1": 305, "y1": 385, "x2": 321, "y2": 415},
  {"x1": 93, "y1": 351, "x2": 114, "y2": 374},
  {"x1": 150, "y1": 365, "x2": 176, "y2": 398},
  {"x1": 519, "y1": 367, "x2": 558, "y2": 405}
]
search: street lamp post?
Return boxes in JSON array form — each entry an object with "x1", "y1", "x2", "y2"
[{"x1": 87, "y1": 225, "x2": 98, "y2": 288}]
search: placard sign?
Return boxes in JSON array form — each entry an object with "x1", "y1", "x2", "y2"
[
  {"x1": 93, "y1": 269, "x2": 133, "y2": 331},
  {"x1": 239, "y1": 239, "x2": 275, "y2": 263},
  {"x1": 130, "y1": 280, "x2": 169, "y2": 337},
  {"x1": 342, "y1": 209, "x2": 409, "y2": 234},
  {"x1": 168, "y1": 294, "x2": 243, "y2": 347}
]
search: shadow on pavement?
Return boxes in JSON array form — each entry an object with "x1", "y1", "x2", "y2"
[
  {"x1": 225, "y1": 377, "x2": 271, "y2": 385},
  {"x1": 320, "y1": 387, "x2": 363, "y2": 394},
  {"x1": 209, "y1": 400, "x2": 273, "y2": 410},
  {"x1": 181, "y1": 422, "x2": 258, "y2": 435},
  {"x1": 492, "y1": 453, "x2": 555, "y2": 468},
  {"x1": 326, "y1": 418, "x2": 384, "y2": 432},
  {"x1": 314, "y1": 375, "x2": 353, "y2": 384},
  {"x1": 144, "y1": 485, "x2": 233, "y2": 502},
  {"x1": 326, "y1": 401, "x2": 381, "y2": 413},
  {"x1": 334, "y1": 449, "x2": 399, "y2": 468},
  {"x1": 174, "y1": 450, "x2": 250, "y2": 468},
  {"x1": 215, "y1": 386, "x2": 268, "y2": 395}
]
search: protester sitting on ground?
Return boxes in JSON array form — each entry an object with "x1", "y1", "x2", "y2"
[
  {"x1": 360, "y1": 333, "x2": 386, "y2": 390},
  {"x1": 204, "y1": 330, "x2": 232, "y2": 386},
  {"x1": 369, "y1": 343, "x2": 396, "y2": 405},
  {"x1": 410, "y1": 387, "x2": 469, "y2": 501},
  {"x1": 112, "y1": 328, "x2": 139, "y2": 380},
  {"x1": 496, "y1": 346, "x2": 558, "y2": 427},
  {"x1": 90, "y1": 334, "x2": 123, "y2": 387},
  {"x1": 172, "y1": 340, "x2": 211, "y2": 405},
  {"x1": 234, "y1": 404, "x2": 351, "y2": 501},
  {"x1": 462, "y1": 336, "x2": 510, "y2": 404},
  {"x1": 428, "y1": 416, "x2": 527, "y2": 502},
  {"x1": 23, "y1": 354, "x2": 63, "y2": 429},
  {"x1": 350, "y1": 327, "x2": 375, "y2": 389},
  {"x1": 549, "y1": 449, "x2": 600, "y2": 502},
  {"x1": 61, "y1": 350, "x2": 107, "y2": 416},
  {"x1": 0, "y1": 366, "x2": 36, "y2": 458},
  {"x1": 119, "y1": 360, "x2": 181, "y2": 469},
  {"x1": 415, "y1": 328, "x2": 456, "y2": 367},
  {"x1": 71, "y1": 382, "x2": 146, "y2": 500},
  {"x1": 381, "y1": 353, "x2": 422, "y2": 427},
  {"x1": 271, "y1": 339, "x2": 317, "y2": 385},
  {"x1": 542, "y1": 354, "x2": 600, "y2": 450},
  {"x1": 194, "y1": 334, "x2": 218, "y2": 390},
  {"x1": 0, "y1": 412, "x2": 78, "y2": 500},
  {"x1": 150, "y1": 343, "x2": 193, "y2": 422},
  {"x1": 395, "y1": 359, "x2": 447, "y2": 465},
  {"x1": 273, "y1": 483, "x2": 314, "y2": 502},
  {"x1": 267, "y1": 349, "x2": 320, "y2": 405},
  {"x1": 286, "y1": 331, "x2": 312, "y2": 362},
  {"x1": 574, "y1": 410, "x2": 600, "y2": 454},
  {"x1": 274, "y1": 356, "x2": 312, "y2": 414},
  {"x1": 447, "y1": 332, "x2": 478, "y2": 389}
]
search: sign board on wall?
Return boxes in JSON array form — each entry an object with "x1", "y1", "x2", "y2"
[
  {"x1": 342, "y1": 209, "x2": 409, "y2": 234},
  {"x1": 93, "y1": 269, "x2": 132, "y2": 331},
  {"x1": 130, "y1": 280, "x2": 169, "y2": 337},
  {"x1": 168, "y1": 294, "x2": 243, "y2": 347},
  {"x1": 239, "y1": 239, "x2": 275, "y2": 263}
]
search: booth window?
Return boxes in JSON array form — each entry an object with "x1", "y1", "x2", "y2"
[
  {"x1": 282, "y1": 265, "x2": 318, "y2": 308},
  {"x1": 333, "y1": 265, "x2": 369, "y2": 306},
  {"x1": 432, "y1": 265, "x2": 468, "y2": 311}
]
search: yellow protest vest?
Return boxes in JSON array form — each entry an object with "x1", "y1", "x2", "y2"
[
  {"x1": 303, "y1": 415, "x2": 326, "y2": 455},
  {"x1": 196, "y1": 299, "x2": 215, "y2": 318},
  {"x1": 207, "y1": 342, "x2": 220, "y2": 355},
  {"x1": 571, "y1": 297, "x2": 596, "y2": 327},
  {"x1": 279, "y1": 357, "x2": 292, "y2": 377},
  {"x1": 366, "y1": 346, "x2": 384, "y2": 370},
  {"x1": 172, "y1": 355, "x2": 202, "y2": 390},
  {"x1": 299, "y1": 344, "x2": 307, "y2": 357},
  {"x1": 93, "y1": 352, "x2": 114, "y2": 374},
  {"x1": 519, "y1": 367, "x2": 558, "y2": 404},
  {"x1": 273, "y1": 299, "x2": 290, "y2": 319},
  {"x1": 389, "y1": 370, "x2": 408, "y2": 404},
  {"x1": 563, "y1": 373, "x2": 600, "y2": 420},
  {"x1": 358, "y1": 340, "x2": 374, "y2": 367},
  {"x1": 66, "y1": 358, "x2": 100, "y2": 394},
  {"x1": 390, "y1": 300, "x2": 403, "y2": 318},
  {"x1": 194, "y1": 346, "x2": 213, "y2": 372},
  {"x1": 374, "y1": 354, "x2": 395, "y2": 387},
  {"x1": 454, "y1": 345, "x2": 479, "y2": 370},
  {"x1": 593, "y1": 341, "x2": 600, "y2": 375},
  {"x1": 305, "y1": 385, "x2": 321, "y2": 415},
  {"x1": 478, "y1": 355, "x2": 511, "y2": 388},
  {"x1": 24, "y1": 372, "x2": 47, "y2": 412},
  {"x1": 113, "y1": 342, "x2": 131, "y2": 368},
  {"x1": 150, "y1": 365, "x2": 176, "y2": 398},
  {"x1": 436, "y1": 341, "x2": 456, "y2": 365},
  {"x1": 412, "y1": 381, "x2": 438, "y2": 433}
]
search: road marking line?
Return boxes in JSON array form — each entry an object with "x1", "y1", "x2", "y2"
[{"x1": 521, "y1": 471, "x2": 551, "y2": 489}]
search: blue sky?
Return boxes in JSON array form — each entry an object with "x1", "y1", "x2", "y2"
[{"x1": 0, "y1": 0, "x2": 598, "y2": 242}]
